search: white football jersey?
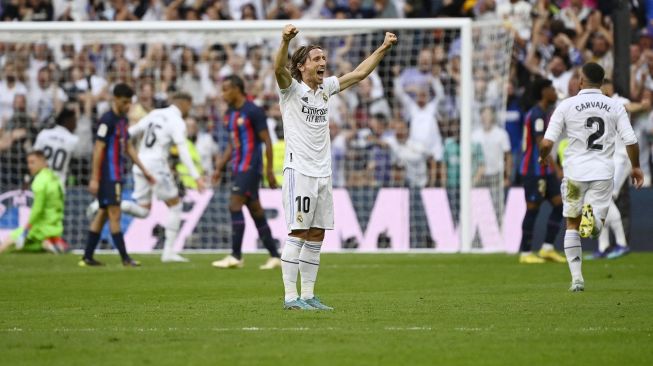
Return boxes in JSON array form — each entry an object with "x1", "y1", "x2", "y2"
[
  {"x1": 278, "y1": 76, "x2": 340, "y2": 177},
  {"x1": 128, "y1": 105, "x2": 188, "y2": 168},
  {"x1": 610, "y1": 94, "x2": 630, "y2": 162},
  {"x1": 33, "y1": 125, "x2": 79, "y2": 186},
  {"x1": 544, "y1": 88, "x2": 638, "y2": 181}
]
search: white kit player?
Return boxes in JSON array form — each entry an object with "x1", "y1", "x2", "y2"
[
  {"x1": 539, "y1": 63, "x2": 644, "y2": 292},
  {"x1": 274, "y1": 24, "x2": 397, "y2": 310},
  {"x1": 33, "y1": 106, "x2": 79, "y2": 187},
  {"x1": 594, "y1": 80, "x2": 650, "y2": 259},
  {"x1": 88, "y1": 92, "x2": 206, "y2": 262}
]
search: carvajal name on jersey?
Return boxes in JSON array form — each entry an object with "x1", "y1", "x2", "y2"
[
  {"x1": 574, "y1": 101, "x2": 611, "y2": 113},
  {"x1": 301, "y1": 105, "x2": 328, "y2": 123}
]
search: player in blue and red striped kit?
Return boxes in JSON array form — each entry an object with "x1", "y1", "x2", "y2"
[
  {"x1": 80, "y1": 84, "x2": 154, "y2": 267},
  {"x1": 518, "y1": 79, "x2": 566, "y2": 264},
  {"x1": 211, "y1": 75, "x2": 281, "y2": 270}
]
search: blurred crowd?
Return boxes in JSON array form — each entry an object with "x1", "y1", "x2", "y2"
[{"x1": 1, "y1": 0, "x2": 653, "y2": 194}]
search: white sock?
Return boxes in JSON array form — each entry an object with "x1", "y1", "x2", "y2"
[
  {"x1": 299, "y1": 241, "x2": 322, "y2": 300},
  {"x1": 163, "y1": 202, "x2": 182, "y2": 257},
  {"x1": 592, "y1": 216, "x2": 604, "y2": 237},
  {"x1": 520, "y1": 251, "x2": 532, "y2": 256},
  {"x1": 88, "y1": 200, "x2": 99, "y2": 215},
  {"x1": 281, "y1": 237, "x2": 304, "y2": 302},
  {"x1": 598, "y1": 221, "x2": 610, "y2": 253},
  {"x1": 541, "y1": 243, "x2": 554, "y2": 251},
  {"x1": 121, "y1": 200, "x2": 150, "y2": 218},
  {"x1": 564, "y1": 230, "x2": 583, "y2": 282},
  {"x1": 607, "y1": 200, "x2": 627, "y2": 247}
]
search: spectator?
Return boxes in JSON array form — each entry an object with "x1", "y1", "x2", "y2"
[
  {"x1": 473, "y1": 106, "x2": 511, "y2": 189},
  {"x1": 386, "y1": 121, "x2": 429, "y2": 188},
  {"x1": 393, "y1": 71, "x2": 443, "y2": 186},
  {"x1": 546, "y1": 54, "x2": 573, "y2": 100},
  {"x1": 0, "y1": 94, "x2": 36, "y2": 188},
  {"x1": 504, "y1": 80, "x2": 524, "y2": 185},
  {"x1": 193, "y1": 117, "x2": 220, "y2": 179},
  {"x1": 440, "y1": 128, "x2": 484, "y2": 221},
  {"x1": 128, "y1": 82, "x2": 155, "y2": 124},
  {"x1": 0, "y1": 63, "x2": 29, "y2": 125},
  {"x1": 497, "y1": 0, "x2": 533, "y2": 47},
  {"x1": 330, "y1": 120, "x2": 351, "y2": 188},
  {"x1": 27, "y1": 66, "x2": 68, "y2": 128},
  {"x1": 366, "y1": 113, "x2": 394, "y2": 187}
]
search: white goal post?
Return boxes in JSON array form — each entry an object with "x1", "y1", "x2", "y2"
[{"x1": 0, "y1": 19, "x2": 513, "y2": 253}]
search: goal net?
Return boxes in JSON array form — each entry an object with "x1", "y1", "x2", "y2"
[{"x1": 0, "y1": 19, "x2": 514, "y2": 253}]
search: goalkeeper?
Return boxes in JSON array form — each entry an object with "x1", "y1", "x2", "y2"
[{"x1": 0, "y1": 150, "x2": 67, "y2": 254}]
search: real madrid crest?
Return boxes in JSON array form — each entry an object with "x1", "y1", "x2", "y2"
[
  {"x1": 296, "y1": 214, "x2": 303, "y2": 223},
  {"x1": 322, "y1": 93, "x2": 328, "y2": 102}
]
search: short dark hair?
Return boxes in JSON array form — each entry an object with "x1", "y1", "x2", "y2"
[
  {"x1": 582, "y1": 62, "x2": 605, "y2": 85},
  {"x1": 531, "y1": 78, "x2": 553, "y2": 101},
  {"x1": 171, "y1": 91, "x2": 193, "y2": 102},
  {"x1": 56, "y1": 106, "x2": 75, "y2": 126},
  {"x1": 290, "y1": 45, "x2": 322, "y2": 82},
  {"x1": 27, "y1": 150, "x2": 46, "y2": 159},
  {"x1": 113, "y1": 83, "x2": 134, "y2": 98},
  {"x1": 223, "y1": 75, "x2": 245, "y2": 95}
]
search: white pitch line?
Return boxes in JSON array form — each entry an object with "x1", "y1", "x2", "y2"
[{"x1": 2, "y1": 326, "x2": 436, "y2": 333}]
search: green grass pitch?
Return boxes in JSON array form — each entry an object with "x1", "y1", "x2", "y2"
[{"x1": 1, "y1": 253, "x2": 652, "y2": 366}]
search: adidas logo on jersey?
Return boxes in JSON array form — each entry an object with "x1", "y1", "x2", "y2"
[{"x1": 301, "y1": 97, "x2": 309, "y2": 103}]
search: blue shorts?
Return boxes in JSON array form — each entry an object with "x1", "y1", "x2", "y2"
[
  {"x1": 521, "y1": 174, "x2": 561, "y2": 203},
  {"x1": 232, "y1": 170, "x2": 261, "y2": 201},
  {"x1": 98, "y1": 179, "x2": 122, "y2": 208}
]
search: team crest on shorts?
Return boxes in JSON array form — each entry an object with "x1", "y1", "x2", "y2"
[{"x1": 296, "y1": 214, "x2": 303, "y2": 223}]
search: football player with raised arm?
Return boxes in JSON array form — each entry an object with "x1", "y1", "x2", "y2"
[
  {"x1": 539, "y1": 63, "x2": 643, "y2": 292},
  {"x1": 274, "y1": 24, "x2": 397, "y2": 310}
]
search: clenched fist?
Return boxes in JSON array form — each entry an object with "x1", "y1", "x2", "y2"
[
  {"x1": 382, "y1": 32, "x2": 398, "y2": 49},
  {"x1": 282, "y1": 24, "x2": 299, "y2": 42}
]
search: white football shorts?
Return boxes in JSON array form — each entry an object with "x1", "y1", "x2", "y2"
[
  {"x1": 561, "y1": 178, "x2": 613, "y2": 221},
  {"x1": 282, "y1": 168, "x2": 334, "y2": 233},
  {"x1": 132, "y1": 163, "x2": 179, "y2": 204}
]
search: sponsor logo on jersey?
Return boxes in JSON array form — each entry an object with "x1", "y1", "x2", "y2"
[{"x1": 301, "y1": 105, "x2": 328, "y2": 124}]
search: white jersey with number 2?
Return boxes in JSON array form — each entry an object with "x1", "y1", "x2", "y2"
[
  {"x1": 278, "y1": 76, "x2": 340, "y2": 177},
  {"x1": 544, "y1": 88, "x2": 638, "y2": 182}
]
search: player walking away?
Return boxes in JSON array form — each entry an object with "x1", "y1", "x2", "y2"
[
  {"x1": 591, "y1": 79, "x2": 650, "y2": 259},
  {"x1": 80, "y1": 84, "x2": 155, "y2": 267},
  {"x1": 518, "y1": 79, "x2": 566, "y2": 264},
  {"x1": 211, "y1": 75, "x2": 282, "y2": 270},
  {"x1": 33, "y1": 105, "x2": 79, "y2": 187},
  {"x1": 0, "y1": 151, "x2": 68, "y2": 254},
  {"x1": 120, "y1": 92, "x2": 205, "y2": 263},
  {"x1": 539, "y1": 63, "x2": 644, "y2": 292},
  {"x1": 274, "y1": 24, "x2": 397, "y2": 310}
]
